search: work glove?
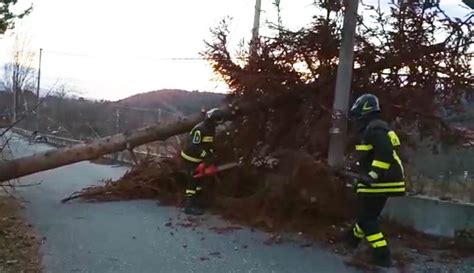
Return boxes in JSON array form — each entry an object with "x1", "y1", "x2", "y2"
[
  {"x1": 194, "y1": 163, "x2": 217, "y2": 178},
  {"x1": 359, "y1": 174, "x2": 375, "y2": 186},
  {"x1": 194, "y1": 163, "x2": 206, "y2": 177},
  {"x1": 203, "y1": 164, "x2": 217, "y2": 176}
]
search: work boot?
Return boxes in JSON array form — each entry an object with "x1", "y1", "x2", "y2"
[
  {"x1": 184, "y1": 196, "x2": 204, "y2": 216},
  {"x1": 194, "y1": 189, "x2": 208, "y2": 210},
  {"x1": 371, "y1": 247, "x2": 392, "y2": 268},
  {"x1": 344, "y1": 230, "x2": 361, "y2": 249}
]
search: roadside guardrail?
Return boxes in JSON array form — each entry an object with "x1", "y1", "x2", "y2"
[{"x1": 11, "y1": 127, "x2": 165, "y2": 164}]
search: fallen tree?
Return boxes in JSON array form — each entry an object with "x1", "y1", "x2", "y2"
[{"x1": 0, "y1": 103, "x2": 243, "y2": 182}]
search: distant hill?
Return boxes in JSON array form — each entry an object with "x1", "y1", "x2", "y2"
[
  {"x1": 0, "y1": 89, "x2": 227, "y2": 139},
  {"x1": 116, "y1": 89, "x2": 226, "y2": 116}
]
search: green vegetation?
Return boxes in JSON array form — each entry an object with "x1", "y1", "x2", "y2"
[{"x1": 0, "y1": 0, "x2": 32, "y2": 34}]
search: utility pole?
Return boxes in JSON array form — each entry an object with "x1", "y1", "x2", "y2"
[
  {"x1": 12, "y1": 52, "x2": 18, "y2": 123},
  {"x1": 115, "y1": 108, "x2": 120, "y2": 133},
  {"x1": 12, "y1": 80, "x2": 16, "y2": 123},
  {"x1": 274, "y1": 0, "x2": 282, "y2": 30},
  {"x1": 250, "y1": 0, "x2": 262, "y2": 58},
  {"x1": 327, "y1": 0, "x2": 360, "y2": 169},
  {"x1": 36, "y1": 48, "x2": 42, "y2": 131}
]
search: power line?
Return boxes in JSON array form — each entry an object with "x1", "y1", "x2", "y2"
[{"x1": 43, "y1": 49, "x2": 212, "y2": 62}]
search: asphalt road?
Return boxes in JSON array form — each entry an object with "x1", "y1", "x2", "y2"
[{"x1": 8, "y1": 135, "x2": 367, "y2": 273}]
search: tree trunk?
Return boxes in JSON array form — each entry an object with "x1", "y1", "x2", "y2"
[
  {"x1": 0, "y1": 95, "x2": 280, "y2": 182},
  {"x1": 0, "y1": 112, "x2": 207, "y2": 182}
]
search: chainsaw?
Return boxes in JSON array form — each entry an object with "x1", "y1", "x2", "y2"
[
  {"x1": 193, "y1": 162, "x2": 240, "y2": 178},
  {"x1": 334, "y1": 169, "x2": 366, "y2": 188}
]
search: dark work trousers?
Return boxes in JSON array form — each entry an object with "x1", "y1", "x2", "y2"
[
  {"x1": 183, "y1": 161, "x2": 201, "y2": 197},
  {"x1": 350, "y1": 196, "x2": 390, "y2": 260}
]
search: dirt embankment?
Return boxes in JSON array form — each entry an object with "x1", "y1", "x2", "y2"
[{"x1": 0, "y1": 195, "x2": 41, "y2": 273}]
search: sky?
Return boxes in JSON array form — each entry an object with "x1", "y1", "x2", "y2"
[{"x1": 0, "y1": 0, "x2": 470, "y2": 101}]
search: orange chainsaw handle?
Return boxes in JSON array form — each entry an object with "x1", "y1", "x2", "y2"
[{"x1": 193, "y1": 163, "x2": 217, "y2": 178}]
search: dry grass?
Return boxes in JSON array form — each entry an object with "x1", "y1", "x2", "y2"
[{"x1": 0, "y1": 195, "x2": 41, "y2": 273}]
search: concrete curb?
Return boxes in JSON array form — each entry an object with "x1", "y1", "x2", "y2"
[{"x1": 383, "y1": 195, "x2": 474, "y2": 238}]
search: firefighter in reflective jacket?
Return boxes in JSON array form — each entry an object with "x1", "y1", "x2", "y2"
[
  {"x1": 180, "y1": 108, "x2": 225, "y2": 215},
  {"x1": 345, "y1": 94, "x2": 406, "y2": 268}
]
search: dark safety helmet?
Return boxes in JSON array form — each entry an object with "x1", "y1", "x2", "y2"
[
  {"x1": 349, "y1": 94, "x2": 380, "y2": 120},
  {"x1": 205, "y1": 108, "x2": 225, "y2": 124}
]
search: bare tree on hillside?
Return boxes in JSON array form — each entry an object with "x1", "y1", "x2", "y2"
[{"x1": 1, "y1": 33, "x2": 36, "y2": 122}]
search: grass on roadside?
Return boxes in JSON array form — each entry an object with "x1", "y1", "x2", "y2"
[{"x1": 0, "y1": 195, "x2": 41, "y2": 273}]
